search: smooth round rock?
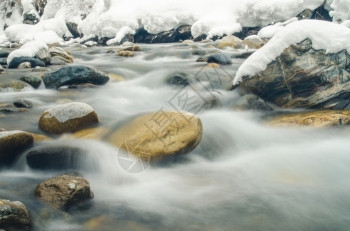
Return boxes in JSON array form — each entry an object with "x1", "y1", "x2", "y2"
[
  {"x1": 8, "y1": 57, "x2": 45, "y2": 69},
  {"x1": 107, "y1": 111, "x2": 203, "y2": 162},
  {"x1": 35, "y1": 175, "x2": 94, "y2": 210},
  {"x1": 39, "y1": 102, "x2": 99, "y2": 134},
  {"x1": 207, "y1": 53, "x2": 232, "y2": 65},
  {"x1": 0, "y1": 199, "x2": 31, "y2": 231},
  {"x1": 0, "y1": 130, "x2": 34, "y2": 165},
  {"x1": 27, "y1": 145, "x2": 85, "y2": 170},
  {"x1": 20, "y1": 75, "x2": 42, "y2": 89}
]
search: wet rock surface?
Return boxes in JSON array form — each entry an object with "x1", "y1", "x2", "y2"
[
  {"x1": 35, "y1": 175, "x2": 94, "y2": 210},
  {"x1": 8, "y1": 57, "x2": 45, "y2": 69},
  {"x1": 0, "y1": 199, "x2": 31, "y2": 231}
]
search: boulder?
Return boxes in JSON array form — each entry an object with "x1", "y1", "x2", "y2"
[
  {"x1": 35, "y1": 175, "x2": 94, "y2": 210},
  {"x1": 27, "y1": 145, "x2": 85, "y2": 170},
  {"x1": 107, "y1": 111, "x2": 203, "y2": 162},
  {"x1": 0, "y1": 103, "x2": 28, "y2": 113},
  {"x1": 166, "y1": 72, "x2": 191, "y2": 86},
  {"x1": 23, "y1": 12, "x2": 39, "y2": 24},
  {"x1": 233, "y1": 39, "x2": 350, "y2": 109},
  {"x1": 20, "y1": 75, "x2": 42, "y2": 89},
  {"x1": 39, "y1": 102, "x2": 99, "y2": 134},
  {"x1": 0, "y1": 130, "x2": 33, "y2": 166},
  {"x1": 49, "y1": 56, "x2": 68, "y2": 65},
  {"x1": 207, "y1": 53, "x2": 232, "y2": 65},
  {"x1": 218, "y1": 35, "x2": 243, "y2": 49},
  {"x1": 8, "y1": 57, "x2": 45, "y2": 69},
  {"x1": 120, "y1": 46, "x2": 141, "y2": 52},
  {"x1": 268, "y1": 110, "x2": 350, "y2": 127},
  {"x1": 117, "y1": 50, "x2": 134, "y2": 57},
  {"x1": 0, "y1": 199, "x2": 31, "y2": 231},
  {"x1": 0, "y1": 50, "x2": 10, "y2": 58},
  {"x1": 42, "y1": 66, "x2": 109, "y2": 89}
]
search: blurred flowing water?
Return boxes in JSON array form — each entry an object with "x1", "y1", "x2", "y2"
[{"x1": 1, "y1": 43, "x2": 350, "y2": 231}]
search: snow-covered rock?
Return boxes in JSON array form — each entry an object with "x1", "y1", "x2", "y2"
[
  {"x1": 233, "y1": 20, "x2": 350, "y2": 110},
  {"x1": 7, "y1": 40, "x2": 48, "y2": 64},
  {"x1": 330, "y1": 0, "x2": 350, "y2": 22},
  {"x1": 234, "y1": 20, "x2": 350, "y2": 85}
]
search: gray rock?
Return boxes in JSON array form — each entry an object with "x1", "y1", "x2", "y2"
[
  {"x1": 8, "y1": 57, "x2": 45, "y2": 69},
  {"x1": 20, "y1": 75, "x2": 42, "y2": 89},
  {"x1": 0, "y1": 199, "x2": 31, "y2": 231},
  {"x1": 0, "y1": 58, "x2": 7, "y2": 65},
  {"x1": 166, "y1": 72, "x2": 191, "y2": 86},
  {"x1": 17, "y1": 62, "x2": 31, "y2": 69},
  {"x1": 134, "y1": 25, "x2": 193, "y2": 43},
  {"x1": 0, "y1": 50, "x2": 10, "y2": 58},
  {"x1": 234, "y1": 39, "x2": 350, "y2": 109},
  {"x1": 49, "y1": 47, "x2": 73, "y2": 63},
  {"x1": 234, "y1": 94, "x2": 273, "y2": 111},
  {"x1": 35, "y1": 175, "x2": 94, "y2": 210},
  {"x1": 42, "y1": 65, "x2": 109, "y2": 89},
  {"x1": 207, "y1": 53, "x2": 232, "y2": 65},
  {"x1": 50, "y1": 56, "x2": 67, "y2": 65},
  {"x1": 35, "y1": 47, "x2": 51, "y2": 64},
  {"x1": 23, "y1": 12, "x2": 39, "y2": 24}
]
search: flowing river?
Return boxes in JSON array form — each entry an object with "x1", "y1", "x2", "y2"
[{"x1": 1, "y1": 42, "x2": 350, "y2": 231}]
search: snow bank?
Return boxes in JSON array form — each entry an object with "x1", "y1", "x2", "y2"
[
  {"x1": 5, "y1": 18, "x2": 67, "y2": 44},
  {"x1": 7, "y1": 41, "x2": 48, "y2": 64},
  {"x1": 233, "y1": 20, "x2": 350, "y2": 85},
  {"x1": 330, "y1": 0, "x2": 350, "y2": 22}
]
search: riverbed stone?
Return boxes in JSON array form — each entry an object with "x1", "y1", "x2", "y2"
[
  {"x1": 117, "y1": 50, "x2": 134, "y2": 57},
  {"x1": 42, "y1": 65, "x2": 109, "y2": 89},
  {"x1": 0, "y1": 79, "x2": 30, "y2": 91},
  {"x1": 207, "y1": 53, "x2": 232, "y2": 65},
  {"x1": 35, "y1": 175, "x2": 94, "y2": 210},
  {"x1": 0, "y1": 130, "x2": 34, "y2": 165},
  {"x1": 268, "y1": 110, "x2": 350, "y2": 127},
  {"x1": 20, "y1": 75, "x2": 42, "y2": 89},
  {"x1": 0, "y1": 199, "x2": 31, "y2": 231},
  {"x1": 35, "y1": 47, "x2": 51, "y2": 64},
  {"x1": 39, "y1": 102, "x2": 99, "y2": 134},
  {"x1": 18, "y1": 62, "x2": 31, "y2": 69},
  {"x1": 107, "y1": 111, "x2": 203, "y2": 162},
  {"x1": 50, "y1": 56, "x2": 67, "y2": 65},
  {"x1": 233, "y1": 39, "x2": 350, "y2": 109},
  {"x1": 13, "y1": 99, "x2": 33, "y2": 109},
  {"x1": 27, "y1": 145, "x2": 85, "y2": 170},
  {"x1": 8, "y1": 57, "x2": 45, "y2": 69},
  {"x1": 49, "y1": 47, "x2": 73, "y2": 63},
  {"x1": 243, "y1": 35, "x2": 264, "y2": 49}
]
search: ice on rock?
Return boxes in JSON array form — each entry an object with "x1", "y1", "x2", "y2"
[
  {"x1": 44, "y1": 102, "x2": 95, "y2": 123},
  {"x1": 233, "y1": 20, "x2": 350, "y2": 85}
]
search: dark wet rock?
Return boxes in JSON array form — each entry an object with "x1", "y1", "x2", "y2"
[
  {"x1": 194, "y1": 34, "x2": 207, "y2": 42},
  {"x1": 35, "y1": 175, "x2": 94, "y2": 210},
  {"x1": 27, "y1": 145, "x2": 85, "y2": 170},
  {"x1": 20, "y1": 75, "x2": 42, "y2": 89},
  {"x1": 42, "y1": 65, "x2": 109, "y2": 89},
  {"x1": 23, "y1": 12, "x2": 39, "y2": 24},
  {"x1": 0, "y1": 58, "x2": 8, "y2": 65},
  {"x1": 0, "y1": 103, "x2": 28, "y2": 113},
  {"x1": 0, "y1": 130, "x2": 33, "y2": 166},
  {"x1": 234, "y1": 94, "x2": 273, "y2": 111},
  {"x1": 166, "y1": 72, "x2": 191, "y2": 86},
  {"x1": 296, "y1": 9, "x2": 314, "y2": 20},
  {"x1": 196, "y1": 56, "x2": 208, "y2": 62},
  {"x1": 207, "y1": 53, "x2": 232, "y2": 65},
  {"x1": 13, "y1": 99, "x2": 33, "y2": 109},
  {"x1": 134, "y1": 25, "x2": 192, "y2": 43},
  {"x1": 66, "y1": 22, "x2": 80, "y2": 38},
  {"x1": 0, "y1": 199, "x2": 31, "y2": 231},
  {"x1": 233, "y1": 39, "x2": 350, "y2": 109},
  {"x1": 35, "y1": 48, "x2": 51, "y2": 64},
  {"x1": 296, "y1": 3, "x2": 331, "y2": 21},
  {"x1": 233, "y1": 27, "x2": 261, "y2": 40},
  {"x1": 0, "y1": 50, "x2": 10, "y2": 58},
  {"x1": 80, "y1": 36, "x2": 98, "y2": 45},
  {"x1": 39, "y1": 102, "x2": 99, "y2": 134},
  {"x1": 120, "y1": 33, "x2": 134, "y2": 44},
  {"x1": 8, "y1": 57, "x2": 45, "y2": 69}
]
